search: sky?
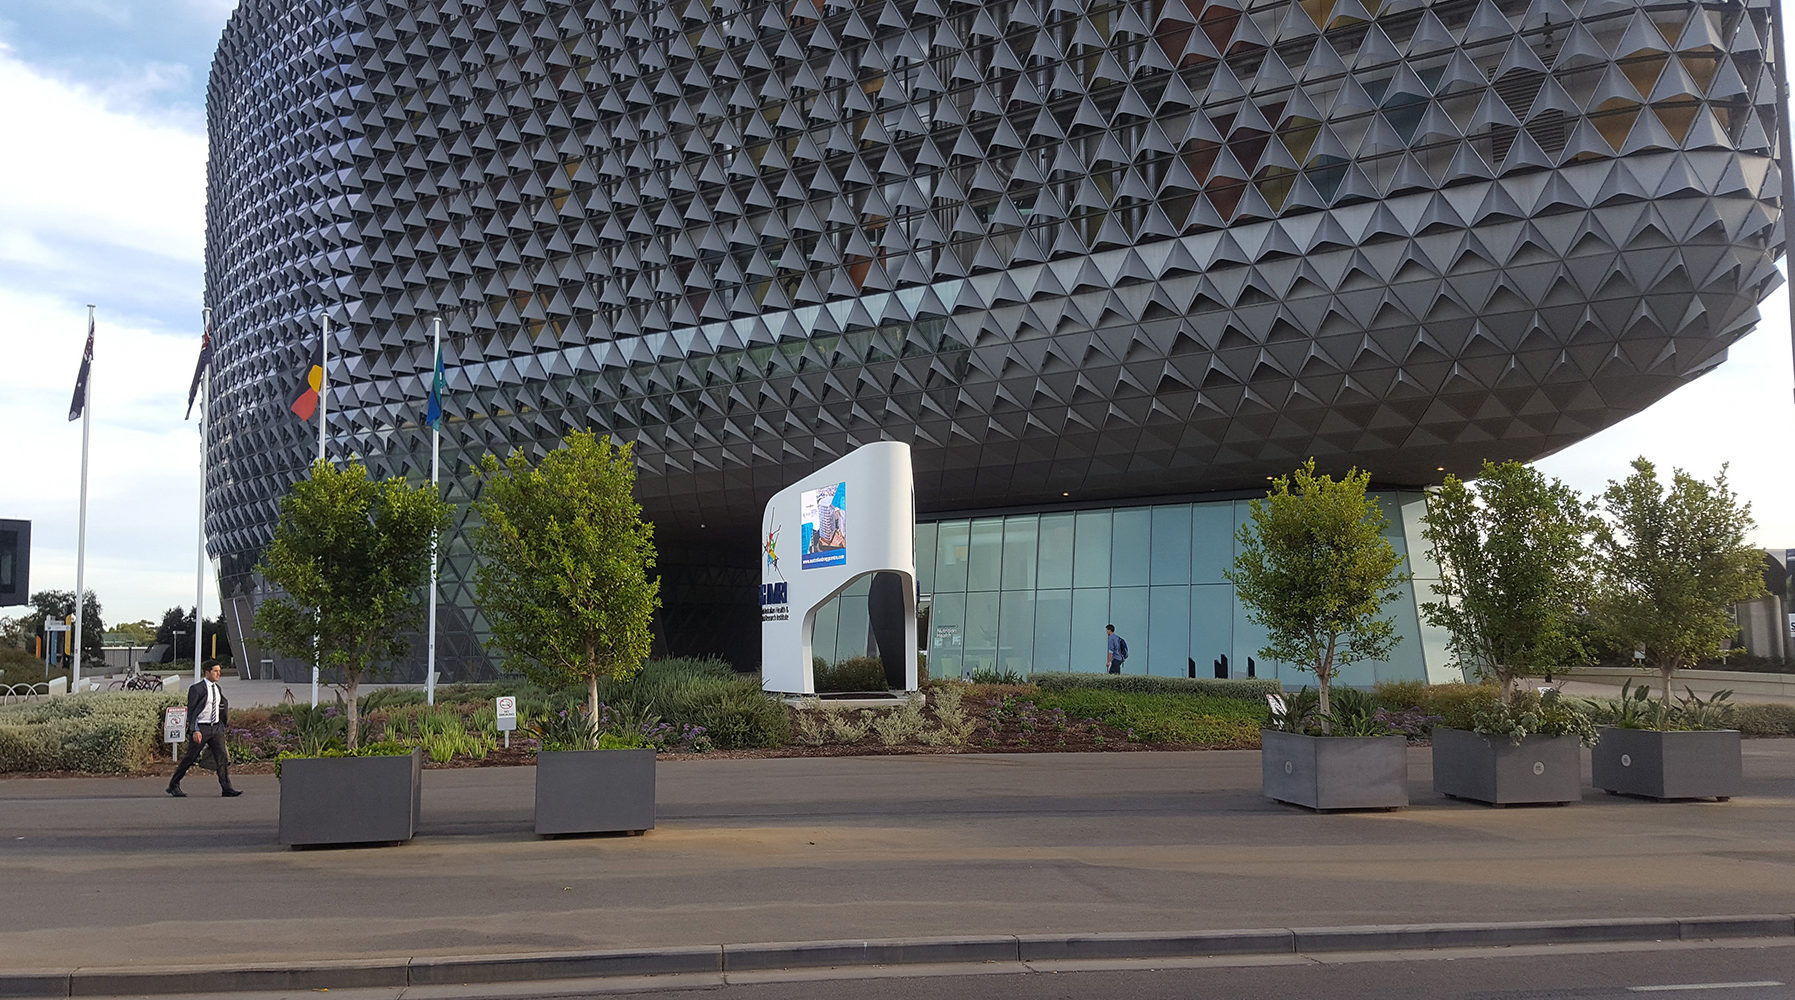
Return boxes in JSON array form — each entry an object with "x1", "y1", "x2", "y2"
[{"x1": 0, "y1": 1, "x2": 1792, "y2": 628}]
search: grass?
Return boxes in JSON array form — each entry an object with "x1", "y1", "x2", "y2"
[
  {"x1": 0, "y1": 647, "x2": 67, "y2": 689},
  {"x1": 1032, "y1": 688, "x2": 1266, "y2": 746}
]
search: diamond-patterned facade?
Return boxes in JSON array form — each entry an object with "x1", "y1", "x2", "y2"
[{"x1": 205, "y1": 0, "x2": 1787, "y2": 678}]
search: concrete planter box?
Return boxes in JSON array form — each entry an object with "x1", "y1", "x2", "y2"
[
  {"x1": 279, "y1": 749, "x2": 422, "y2": 848},
  {"x1": 1592, "y1": 727, "x2": 1740, "y2": 801},
  {"x1": 1432, "y1": 727, "x2": 1582, "y2": 806},
  {"x1": 1260, "y1": 729, "x2": 1408, "y2": 811},
  {"x1": 535, "y1": 748, "x2": 656, "y2": 836}
]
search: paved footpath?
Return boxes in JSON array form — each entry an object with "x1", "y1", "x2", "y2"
[{"x1": 1, "y1": 744, "x2": 1792, "y2": 995}]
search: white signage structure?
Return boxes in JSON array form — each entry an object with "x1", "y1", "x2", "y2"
[
  {"x1": 761, "y1": 442, "x2": 916, "y2": 694},
  {"x1": 495, "y1": 696, "x2": 517, "y2": 748},
  {"x1": 164, "y1": 707, "x2": 188, "y2": 761}
]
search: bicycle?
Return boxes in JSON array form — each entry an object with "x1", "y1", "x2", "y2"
[{"x1": 106, "y1": 668, "x2": 165, "y2": 692}]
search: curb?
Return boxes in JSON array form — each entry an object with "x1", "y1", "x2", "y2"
[{"x1": 3, "y1": 915, "x2": 1791, "y2": 997}]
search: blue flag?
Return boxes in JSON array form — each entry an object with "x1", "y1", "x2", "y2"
[{"x1": 425, "y1": 342, "x2": 445, "y2": 430}]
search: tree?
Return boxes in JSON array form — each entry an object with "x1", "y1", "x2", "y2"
[
  {"x1": 154, "y1": 608, "x2": 232, "y2": 662},
  {"x1": 1591, "y1": 457, "x2": 1765, "y2": 704},
  {"x1": 111, "y1": 619, "x2": 158, "y2": 646},
  {"x1": 255, "y1": 459, "x2": 453, "y2": 749},
  {"x1": 18, "y1": 590, "x2": 104, "y2": 668},
  {"x1": 1226, "y1": 460, "x2": 1409, "y2": 732},
  {"x1": 1420, "y1": 460, "x2": 1594, "y2": 703},
  {"x1": 471, "y1": 430, "x2": 660, "y2": 741}
]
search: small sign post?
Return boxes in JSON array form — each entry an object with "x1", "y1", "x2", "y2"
[
  {"x1": 164, "y1": 707, "x2": 188, "y2": 761},
  {"x1": 495, "y1": 696, "x2": 517, "y2": 748}
]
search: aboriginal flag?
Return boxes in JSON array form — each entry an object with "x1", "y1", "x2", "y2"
[
  {"x1": 425, "y1": 340, "x2": 445, "y2": 430},
  {"x1": 290, "y1": 332, "x2": 324, "y2": 422},
  {"x1": 68, "y1": 314, "x2": 94, "y2": 422},
  {"x1": 185, "y1": 321, "x2": 212, "y2": 420}
]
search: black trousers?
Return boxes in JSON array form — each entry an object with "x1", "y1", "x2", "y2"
[{"x1": 170, "y1": 722, "x2": 234, "y2": 791}]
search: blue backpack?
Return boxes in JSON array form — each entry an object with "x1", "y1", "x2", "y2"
[{"x1": 1116, "y1": 636, "x2": 1128, "y2": 659}]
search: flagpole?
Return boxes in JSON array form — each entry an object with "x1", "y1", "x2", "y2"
[
  {"x1": 426, "y1": 315, "x2": 441, "y2": 706},
  {"x1": 195, "y1": 307, "x2": 211, "y2": 685},
  {"x1": 72, "y1": 305, "x2": 93, "y2": 692},
  {"x1": 319, "y1": 313, "x2": 329, "y2": 464}
]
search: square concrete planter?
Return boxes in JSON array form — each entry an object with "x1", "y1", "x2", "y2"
[
  {"x1": 1260, "y1": 729, "x2": 1408, "y2": 811},
  {"x1": 1592, "y1": 727, "x2": 1740, "y2": 801},
  {"x1": 1431, "y1": 727, "x2": 1582, "y2": 806},
  {"x1": 535, "y1": 748, "x2": 656, "y2": 836},
  {"x1": 279, "y1": 749, "x2": 422, "y2": 848}
]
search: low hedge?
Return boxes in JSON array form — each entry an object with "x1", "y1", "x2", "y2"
[
  {"x1": 0, "y1": 691, "x2": 179, "y2": 773},
  {"x1": 1733, "y1": 702, "x2": 1795, "y2": 736},
  {"x1": 1033, "y1": 672, "x2": 1281, "y2": 701}
]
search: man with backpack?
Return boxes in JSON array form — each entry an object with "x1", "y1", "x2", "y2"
[{"x1": 1106, "y1": 624, "x2": 1128, "y2": 674}]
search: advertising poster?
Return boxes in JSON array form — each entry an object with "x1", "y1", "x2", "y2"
[{"x1": 801, "y1": 482, "x2": 848, "y2": 569}]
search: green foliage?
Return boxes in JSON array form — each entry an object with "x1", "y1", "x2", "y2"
[
  {"x1": 1226, "y1": 460, "x2": 1409, "y2": 731},
  {"x1": 967, "y1": 667, "x2": 1025, "y2": 685},
  {"x1": 1583, "y1": 680, "x2": 1737, "y2": 732},
  {"x1": 815, "y1": 655, "x2": 890, "y2": 692},
  {"x1": 929, "y1": 685, "x2": 977, "y2": 746},
  {"x1": 255, "y1": 459, "x2": 453, "y2": 749},
  {"x1": 273, "y1": 742, "x2": 413, "y2": 779},
  {"x1": 1466, "y1": 689, "x2": 1599, "y2": 746},
  {"x1": 1591, "y1": 458, "x2": 1766, "y2": 705},
  {"x1": 287, "y1": 702, "x2": 348, "y2": 756},
  {"x1": 1421, "y1": 460, "x2": 1593, "y2": 702},
  {"x1": 472, "y1": 430, "x2": 660, "y2": 731},
  {"x1": 384, "y1": 704, "x2": 497, "y2": 762},
  {"x1": 0, "y1": 691, "x2": 178, "y2": 772},
  {"x1": 1, "y1": 646, "x2": 66, "y2": 687},
  {"x1": 1264, "y1": 686, "x2": 1418, "y2": 738},
  {"x1": 15, "y1": 590, "x2": 105, "y2": 669},
  {"x1": 1032, "y1": 671, "x2": 1282, "y2": 700},
  {"x1": 1033, "y1": 688, "x2": 1264, "y2": 745},
  {"x1": 1733, "y1": 702, "x2": 1795, "y2": 736},
  {"x1": 360, "y1": 687, "x2": 429, "y2": 713}
]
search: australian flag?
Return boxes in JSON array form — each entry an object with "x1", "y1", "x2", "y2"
[
  {"x1": 67, "y1": 314, "x2": 93, "y2": 422},
  {"x1": 185, "y1": 320, "x2": 212, "y2": 420}
]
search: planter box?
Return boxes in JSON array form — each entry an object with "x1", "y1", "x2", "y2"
[
  {"x1": 1432, "y1": 727, "x2": 1582, "y2": 806},
  {"x1": 279, "y1": 749, "x2": 422, "y2": 848},
  {"x1": 535, "y1": 748, "x2": 656, "y2": 836},
  {"x1": 1260, "y1": 729, "x2": 1408, "y2": 811},
  {"x1": 1592, "y1": 727, "x2": 1741, "y2": 801}
]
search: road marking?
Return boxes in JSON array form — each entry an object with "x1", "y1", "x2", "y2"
[{"x1": 1628, "y1": 983, "x2": 1785, "y2": 993}]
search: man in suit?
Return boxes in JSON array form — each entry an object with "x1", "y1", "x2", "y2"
[{"x1": 167, "y1": 662, "x2": 241, "y2": 797}]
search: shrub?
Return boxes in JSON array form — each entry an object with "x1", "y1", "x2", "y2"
[
  {"x1": 0, "y1": 691, "x2": 179, "y2": 773},
  {"x1": 968, "y1": 667, "x2": 1025, "y2": 685},
  {"x1": 815, "y1": 656, "x2": 890, "y2": 692},
  {"x1": 1034, "y1": 672, "x2": 1281, "y2": 700},
  {"x1": 1734, "y1": 702, "x2": 1795, "y2": 736},
  {"x1": 1032, "y1": 689, "x2": 1264, "y2": 746}
]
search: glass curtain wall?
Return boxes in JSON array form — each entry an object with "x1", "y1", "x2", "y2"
[{"x1": 806, "y1": 493, "x2": 1445, "y2": 687}]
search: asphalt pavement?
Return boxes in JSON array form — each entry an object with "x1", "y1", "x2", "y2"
[{"x1": 1, "y1": 743, "x2": 1792, "y2": 997}]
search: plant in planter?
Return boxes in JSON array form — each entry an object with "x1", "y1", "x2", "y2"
[
  {"x1": 472, "y1": 430, "x2": 661, "y2": 836},
  {"x1": 1260, "y1": 687, "x2": 1416, "y2": 810},
  {"x1": 255, "y1": 460, "x2": 451, "y2": 848},
  {"x1": 1588, "y1": 681, "x2": 1741, "y2": 801},
  {"x1": 1228, "y1": 460, "x2": 1411, "y2": 810},
  {"x1": 1420, "y1": 460, "x2": 1598, "y2": 805}
]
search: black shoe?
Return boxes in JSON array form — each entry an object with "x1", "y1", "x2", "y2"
[
  {"x1": 166, "y1": 786, "x2": 186, "y2": 798},
  {"x1": 221, "y1": 789, "x2": 242, "y2": 798}
]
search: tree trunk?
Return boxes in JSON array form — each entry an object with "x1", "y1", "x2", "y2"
[
  {"x1": 346, "y1": 673, "x2": 361, "y2": 750},
  {"x1": 1317, "y1": 634, "x2": 1337, "y2": 735},
  {"x1": 1498, "y1": 668, "x2": 1514, "y2": 705},
  {"x1": 1660, "y1": 662, "x2": 1674, "y2": 711},
  {"x1": 587, "y1": 672, "x2": 600, "y2": 746}
]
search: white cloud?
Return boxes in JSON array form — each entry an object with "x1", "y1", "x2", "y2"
[{"x1": 0, "y1": 40, "x2": 206, "y2": 267}]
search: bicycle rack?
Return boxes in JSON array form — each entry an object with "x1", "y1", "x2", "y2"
[{"x1": 1, "y1": 683, "x2": 48, "y2": 704}]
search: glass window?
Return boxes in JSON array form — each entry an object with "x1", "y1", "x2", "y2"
[
  {"x1": 966, "y1": 519, "x2": 1003, "y2": 592},
  {"x1": 1148, "y1": 585, "x2": 1189, "y2": 675},
  {"x1": 997, "y1": 589, "x2": 1035, "y2": 675},
  {"x1": 1190, "y1": 584, "x2": 1234, "y2": 677},
  {"x1": 1037, "y1": 512, "x2": 1075, "y2": 589},
  {"x1": 1110, "y1": 508, "x2": 1150, "y2": 587},
  {"x1": 927, "y1": 591, "x2": 966, "y2": 678},
  {"x1": 1191, "y1": 502, "x2": 1233, "y2": 584},
  {"x1": 1149, "y1": 505, "x2": 1192, "y2": 585},
  {"x1": 915, "y1": 522, "x2": 938, "y2": 595},
  {"x1": 1033, "y1": 589, "x2": 1072, "y2": 672},
  {"x1": 1072, "y1": 510, "x2": 1111, "y2": 588},
  {"x1": 962, "y1": 591, "x2": 1000, "y2": 674},
  {"x1": 934, "y1": 519, "x2": 970, "y2": 593},
  {"x1": 836, "y1": 581, "x2": 871, "y2": 660},
  {"x1": 1108, "y1": 587, "x2": 1149, "y2": 673},
  {"x1": 810, "y1": 596, "x2": 841, "y2": 666},
  {"x1": 1071, "y1": 587, "x2": 1110, "y2": 672},
  {"x1": 1001, "y1": 515, "x2": 1039, "y2": 591}
]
